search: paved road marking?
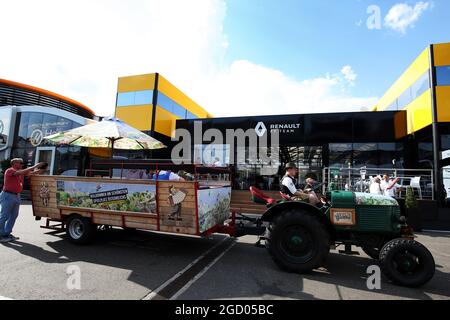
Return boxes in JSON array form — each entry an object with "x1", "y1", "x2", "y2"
[
  {"x1": 170, "y1": 241, "x2": 236, "y2": 300},
  {"x1": 142, "y1": 236, "x2": 234, "y2": 300}
]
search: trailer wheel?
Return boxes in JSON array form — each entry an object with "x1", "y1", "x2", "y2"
[
  {"x1": 266, "y1": 209, "x2": 330, "y2": 273},
  {"x1": 380, "y1": 239, "x2": 435, "y2": 288},
  {"x1": 66, "y1": 215, "x2": 97, "y2": 245}
]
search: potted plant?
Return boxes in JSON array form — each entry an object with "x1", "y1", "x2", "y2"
[{"x1": 405, "y1": 186, "x2": 422, "y2": 231}]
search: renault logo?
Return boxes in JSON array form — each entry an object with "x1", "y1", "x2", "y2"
[
  {"x1": 0, "y1": 120, "x2": 4, "y2": 135},
  {"x1": 255, "y1": 122, "x2": 267, "y2": 137}
]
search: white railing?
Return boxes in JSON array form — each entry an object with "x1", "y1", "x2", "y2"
[{"x1": 322, "y1": 167, "x2": 435, "y2": 200}]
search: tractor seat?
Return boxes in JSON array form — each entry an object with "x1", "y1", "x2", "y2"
[{"x1": 250, "y1": 187, "x2": 276, "y2": 206}]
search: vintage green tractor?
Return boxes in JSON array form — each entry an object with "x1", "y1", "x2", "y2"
[{"x1": 250, "y1": 188, "x2": 436, "y2": 288}]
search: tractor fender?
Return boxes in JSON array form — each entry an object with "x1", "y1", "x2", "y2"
[{"x1": 261, "y1": 202, "x2": 336, "y2": 240}]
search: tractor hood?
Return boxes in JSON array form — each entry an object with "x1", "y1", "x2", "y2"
[{"x1": 331, "y1": 191, "x2": 400, "y2": 208}]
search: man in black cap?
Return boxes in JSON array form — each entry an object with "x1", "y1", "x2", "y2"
[{"x1": 280, "y1": 163, "x2": 320, "y2": 205}]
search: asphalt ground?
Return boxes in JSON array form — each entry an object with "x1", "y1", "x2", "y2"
[{"x1": 0, "y1": 204, "x2": 449, "y2": 300}]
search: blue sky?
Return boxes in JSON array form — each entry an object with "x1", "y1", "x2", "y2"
[
  {"x1": 224, "y1": 0, "x2": 450, "y2": 98},
  {"x1": 0, "y1": 0, "x2": 448, "y2": 117}
]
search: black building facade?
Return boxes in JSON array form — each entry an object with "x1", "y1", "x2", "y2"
[{"x1": 177, "y1": 111, "x2": 412, "y2": 191}]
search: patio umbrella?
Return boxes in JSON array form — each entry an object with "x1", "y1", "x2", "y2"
[{"x1": 44, "y1": 117, "x2": 166, "y2": 153}]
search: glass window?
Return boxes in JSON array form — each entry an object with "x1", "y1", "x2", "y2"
[
  {"x1": 386, "y1": 100, "x2": 398, "y2": 111},
  {"x1": 329, "y1": 144, "x2": 352, "y2": 168},
  {"x1": 158, "y1": 92, "x2": 187, "y2": 119},
  {"x1": 378, "y1": 143, "x2": 403, "y2": 168},
  {"x1": 172, "y1": 104, "x2": 186, "y2": 119},
  {"x1": 0, "y1": 107, "x2": 12, "y2": 149},
  {"x1": 54, "y1": 146, "x2": 81, "y2": 176},
  {"x1": 27, "y1": 113, "x2": 43, "y2": 144},
  {"x1": 436, "y1": 66, "x2": 450, "y2": 86},
  {"x1": 15, "y1": 112, "x2": 29, "y2": 148},
  {"x1": 187, "y1": 111, "x2": 198, "y2": 119},
  {"x1": 14, "y1": 112, "x2": 77, "y2": 148},
  {"x1": 397, "y1": 88, "x2": 412, "y2": 109},
  {"x1": 411, "y1": 71, "x2": 430, "y2": 99},
  {"x1": 56, "y1": 117, "x2": 75, "y2": 132},
  {"x1": 11, "y1": 148, "x2": 35, "y2": 167},
  {"x1": 442, "y1": 135, "x2": 450, "y2": 150},
  {"x1": 353, "y1": 143, "x2": 378, "y2": 168},
  {"x1": 134, "y1": 90, "x2": 153, "y2": 105},
  {"x1": 157, "y1": 93, "x2": 173, "y2": 114},
  {"x1": 117, "y1": 92, "x2": 135, "y2": 107},
  {"x1": 42, "y1": 114, "x2": 58, "y2": 137},
  {"x1": 418, "y1": 142, "x2": 433, "y2": 169}
]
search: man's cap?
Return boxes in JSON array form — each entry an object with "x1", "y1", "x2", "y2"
[
  {"x1": 285, "y1": 162, "x2": 298, "y2": 170},
  {"x1": 11, "y1": 158, "x2": 24, "y2": 165}
]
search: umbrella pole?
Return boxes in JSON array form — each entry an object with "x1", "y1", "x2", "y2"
[
  {"x1": 111, "y1": 138, "x2": 115, "y2": 159},
  {"x1": 109, "y1": 138, "x2": 115, "y2": 178}
]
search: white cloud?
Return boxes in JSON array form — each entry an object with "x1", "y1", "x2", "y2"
[
  {"x1": 384, "y1": 2, "x2": 431, "y2": 34},
  {"x1": 0, "y1": 0, "x2": 376, "y2": 118},
  {"x1": 202, "y1": 61, "x2": 376, "y2": 117},
  {"x1": 341, "y1": 65, "x2": 358, "y2": 83}
]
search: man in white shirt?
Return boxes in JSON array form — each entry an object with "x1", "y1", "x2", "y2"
[
  {"x1": 380, "y1": 175, "x2": 390, "y2": 194},
  {"x1": 280, "y1": 163, "x2": 320, "y2": 205},
  {"x1": 384, "y1": 177, "x2": 402, "y2": 198}
]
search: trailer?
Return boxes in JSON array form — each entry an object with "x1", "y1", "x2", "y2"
[{"x1": 30, "y1": 174, "x2": 234, "y2": 244}]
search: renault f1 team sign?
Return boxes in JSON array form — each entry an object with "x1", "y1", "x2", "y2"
[{"x1": 255, "y1": 121, "x2": 301, "y2": 137}]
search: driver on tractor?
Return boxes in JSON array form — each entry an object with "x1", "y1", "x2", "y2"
[{"x1": 280, "y1": 163, "x2": 321, "y2": 206}]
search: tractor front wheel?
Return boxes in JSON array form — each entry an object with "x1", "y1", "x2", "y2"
[
  {"x1": 379, "y1": 239, "x2": 435, "y2": 287},
  {"x1": 266, "y1": 209, "x2": 330, "y2": 273}
]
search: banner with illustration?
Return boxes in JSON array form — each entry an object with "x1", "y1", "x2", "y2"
[
  {"x1": 197, "y1": 187, "x2": 232, "y2": 233},
  {"x1": 56, "y1": 180, "x2": 157, "y2": 214}
]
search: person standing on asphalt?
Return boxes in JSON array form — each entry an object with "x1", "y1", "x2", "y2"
[{"x1": 0, "y1": 159, "x2": 45, "y2": 243}]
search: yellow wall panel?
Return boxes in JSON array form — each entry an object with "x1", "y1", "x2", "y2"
[
  {"x1": 154, "y1": 106, "x2": 179, "y2": 137},
  {"x1": 434, "y1": 43, "x2": 450, "y2": 67},
  {"x1": 404, "y1": 89, "x2": 433, "y2": 134},
  {"x1": 437, "y1": 86, "x2": 450, "y2": 122},
  {"x1": 115, "y1": 105, "x2": 153, "y2": 131},
  {"x1": 118, "y1": 74, "x2": 156, "y2": 93},
  {"x1": 158, "y1": 75, "x2": 213, "y2": 118},
  {"x1": 375, "y1": 48, "x2": 430, "y2": 111}
]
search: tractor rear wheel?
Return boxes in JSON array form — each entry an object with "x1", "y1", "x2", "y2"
[
  {"x1": 380, "y1": 239, "x2": 435, "y2": 288},
  {"x1": 266, "y1": 209, "x2": 330, "y2": 273}
]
